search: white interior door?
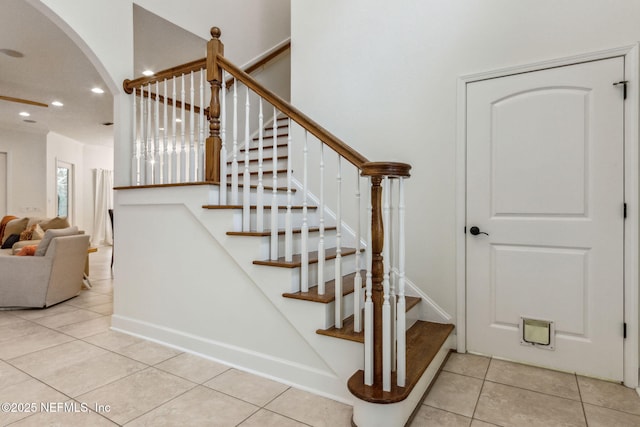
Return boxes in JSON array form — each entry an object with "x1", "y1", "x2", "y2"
[{"x1": 466, "y1": 57, "x2": 625, "y2": 380}]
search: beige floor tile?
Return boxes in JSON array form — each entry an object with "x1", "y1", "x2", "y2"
[
  {"x1": 87, "y1": 281, "x2": 114, "y2": 295},
  {"x1": 9, "y1": 407, "x2": 118, "y2": 426},
  {"x1": 56, "y1": 316, "x2": 111, "y2": 338},
  {"x1": 0, "y1": 319, "x2": 45, "y2": 341},
  {"x1": 0, "y1": 328, "x2": 76, "y2": 360},
  {"x1": 40, "y1": 351, "x2": 147, "y2": 397},
  {"x1": 583, "y1": 403, "x2": 640, "y2": 427},
  {"x1": 239, "y1": 409, "x2": 308, "y2": 427},
  {"x1": 66, "y1": 293, "x2": 113, "y2": 309},
  {"x1": 110, "y1": 340, "x2": 182, "y2": 365},
  {"x1": 0, "y1": 360, "x2": 31, "y2": 388},
  {"x1": 0, "y1": 379, "x2": 68, "y2": 426},
  {"x1": 86, "y1": 302, "x2": 113, "y2": 315},
  {"x1": 9, "y1": 340, "x2": 106, "y2": 379},
  {"x1": 423, "y1": 371, "x2": 483, "y2": 417},
  {"x1": 83, "y1": 330, "x2": 143, "y2": 351},
  {"x1": 410, "y1": 405, "x2": 471, "y2": 426},
  {"x1": 33, "y1": 308, "x2": 103, "y2": 329},
  {"x1": 474, "y1": 381, "x2": 586, "y2": 427},
  {"x1": 265, "y1": 387, "x2": 352, "y2": 427},
  {"x1": 443, "y1": 353, "x2": 490, "y2": 379},
  {"x1": 470, "y1": 420, "x2": 500, "y2": 427},
  {"x1": 0, "y1": 311, "x2": 21, "y2": 327},
  {"x1": 204, "y1": 369, "x2": 289, "y2": 406},
  {"x1": 125, "y1": 385, "x2": 258, "y2": 427},
  {"x1": 78, "y1": 367, "x2": 196, "y2": 425},
  {"x1": 485, "y1": 359, "x2": 580, "y2": 401},
  {"x1": 577, "y1": 376, "x2": 640, "y2": 415},
  {"x1": 155, "y1": 352, "x2": 229, "y2": 383},
  {"x1": 10, "y1": 304, "x2": 78, "y2": 321}
]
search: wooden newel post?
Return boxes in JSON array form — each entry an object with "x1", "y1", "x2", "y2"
[
  {"x1": 361, "y1": 161, "x2": 411, "y2": 387},
  {"x1": 206, "y1": 27, "x2": 224, "y2": 182}
]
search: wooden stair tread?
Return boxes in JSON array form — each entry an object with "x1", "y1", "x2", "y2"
[
  {"x1": 223, "y1": 183, "x2": 295, "y2": 192},
  {"x1": 227, "y1": 157, "x2": 284, "y2": 165},
  {"x1": 253, "y1": 134, "x2": 288, "y2": 141},
  {"x1": 227, "y1": 169, "x2": 288, "y2": 176},
  {"x1": 204, "y1": 204, "x2": 317, "y2": 210},
  {"x1": 228, "y1": 226, "x2": 337, "y2": 237},
  {"x1": 316, "y1": 296, "x2": 421, "y2": 343},
  {"x1": 283, "y1": 270, "x2": 366, "y2": 303},
  {"x1": 247, "y1": 143, "x2": 287, "y2": 152},
  {"x1": 253, "y1": 247, "x2": 357, "y2": 268},
  {"x1": 347, "y1": 321, "x2": 455, "y2": 404}
]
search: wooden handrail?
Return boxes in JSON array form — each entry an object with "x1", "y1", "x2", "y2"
[
  {"x1": 217, "y1": 54, "x2": 369, "y2": 169},
  {"x1": 134, "y1": 88, "x2": 203, "y2": 114},
  {"x1": 225, "y1": 40, "x2": 291, "y2": 89},
  {"x1": 123, "y1": 57, "x2": 207, "y2": 94}
]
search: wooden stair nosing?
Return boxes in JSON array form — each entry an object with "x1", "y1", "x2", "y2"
[
  {"x1": 347, "y1": 321, "x2": 455, "y2": 404},
  {"x1": 282, "y1": 270, "x2": 366, "y2": 304},
  {"x1": 253, "y1": 134, "x2": 288, "y2": 142},
  {"x1": 253, "y1": 247, "x2": 358, "y2": 268},
  {"x1": 227, "y1": 226, "x2": 337, "y2": 237},
  {"x1": 203, "y1": 204, "x2": 318, "y2": 210},
  {"x1": 223, "y1": 183, "x2": 295, "y2": 192},
  {"x1": 315, "y1": 296, "x2": 421, "y2": 343},
  {"x1": 227, "y1": 156, "x2": 283, "y2": 166},
  {"x1": 227, "y1": 169, "x2": 288, "y2": 177}
]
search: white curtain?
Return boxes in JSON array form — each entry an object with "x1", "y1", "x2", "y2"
[{"x1": 93, "y1": 169, "x2": 113, "y2": 246}]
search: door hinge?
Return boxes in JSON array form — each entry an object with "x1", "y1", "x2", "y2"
[
  {"x1": 614, "y1": 80, "x2": 628, "y2": 99},
  {"x1": 624, "y1": 322, "x2": 627, "y2": 339},
  {"x1": 464, "y1": 226, "x2": 467, "y2": 234},
  {"x1": 624, "y1": 202, "x2": 627, "y2": 219}
]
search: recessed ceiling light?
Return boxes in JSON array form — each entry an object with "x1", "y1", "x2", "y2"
[
  {"x1": 175, "y1": 118, "x2": 182, "y2": 123},
  {"x1": 91, "y1": 87, "x2": 105, "y2": 94},
  {"x1": 0, "y1": 48, "x2": 24, "y2": 58},
  {"x1": 19, "y1": 112, "x2": 30, "y2": 117},
  {"x1": 51, "y1": 101, "x2": 64, "y2": 107},
  {"x1": 142, "y1": 70, "x2": 154, "y2": 77}
]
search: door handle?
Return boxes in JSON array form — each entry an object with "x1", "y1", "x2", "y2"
[{"x1": 469, "y1": 226, "x2": 489, "y2": 236}]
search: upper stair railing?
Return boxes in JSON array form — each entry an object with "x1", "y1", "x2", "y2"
[{"x1": 123, "y1": 27, "x2": 412, "y2": 394}]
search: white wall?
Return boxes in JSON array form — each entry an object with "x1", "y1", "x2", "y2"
[
  {"x1": 0, "y1": 126, "x2": 47, "y2": 217},
  {"x1": 291, "y1": 0, "x2": 640, "y2": 318}
]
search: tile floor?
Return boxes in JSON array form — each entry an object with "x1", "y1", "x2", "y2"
[{"x1": 0, "y1": 246, "x2": 639, "y2": 426}]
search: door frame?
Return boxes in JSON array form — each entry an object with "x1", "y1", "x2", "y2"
[{"x1": 455, "y1": 44, "x2": 640, "y2": 387}]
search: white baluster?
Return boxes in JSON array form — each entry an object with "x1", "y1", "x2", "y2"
[
  {"x1": 154, "y1": 81, "x2": 160, "y2": 185},
  {"x1": 389, "y1": 179, "x2": 396, "y2": 372},
  {"x1": 219, "y1": 71, "x2": 227, "y2": 204},
  {"x1": 162, "y1": 79, "x2": 168, "y2": 184},
  {"x1": 300, "y1": 129, "x2": 309, "y2": 292},
  {"x1": 180, "y1": 75, "x2": 186, "y2": 183},
  {"x1": 139, "y1": 88, "x2": 146, "y2": 185},
  {"x1": 382, "y1": 176, "x2": 391, "y2": 392},
  {"x1": 131, "y1": 88, "x2": 138, "y2": 185},
  {"x1": 270, "y1": 108, "x2": 278, "y2": 260},
  {"x1": 198, "y1": 71, "x2": 205, "y2": 181},
  {"x1": 231, "y1": 80, "x2": 239, "y2": 205},
  {"x1": 242, "y1": 86, "x2": 251, "y2": 231},
  {"x1": 256, "y1": 99, "x2": 264, "y2": 232},
  {"x1": 364, "y1": 176, "x2": 374, "y2": 386},
  {"x1": 285, "y1": 119, "x2": 293, "y2": 263},
  {"x1": 189, "y1": 71, "x2": 195, "y2": 182},
  {"x1": 335, "y1": 156, "x2": 343, "y2": 329},
  {"x1": 146, "y1": 83, "x2": 152, "y2": 185},
  {"x1": 353, "y1": 170, "x2": 363, "y2": 333},
  {"x1": 397, "y1": 177, "x2": 406, "y2": 387},
  {"x1": 317, "y1": 143, "x2": 325, "y2": 295},
  {"x1": 171, "y1": 76, "x2": 177, "y2": 183}
]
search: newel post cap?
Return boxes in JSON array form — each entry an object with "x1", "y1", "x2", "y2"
[
  {"x1": 360, "y1": 162, "x2": 411, "y2": 178},
  {"x1": 210, "y1": 27, "x2": 222, "y2": 39}
]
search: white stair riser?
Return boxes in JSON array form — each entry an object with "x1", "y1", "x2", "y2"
[
  {"x1": 280, "y1": 252, "x2": 359, "y2": 291},
  {"x1": 276, "y1": 228, "x2": 339, "y2": 255},
  {"x1": 227, "y1": 157, "x2": 289, "y2": 173}
]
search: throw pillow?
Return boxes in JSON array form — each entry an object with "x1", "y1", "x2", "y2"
[
  {"x1": 19, "y1": 224, "x2": 36, "y2": 241},
  {"x1": 0, "y1": 215, "x2": 18, "y2": 243},
  {"x1": 1, "y1": 234, "x2": 20, "y2": 249},
  {"x1": 16, "y1": 245, "x2": 37, "y2": 256},
  {"x1": 2, "y1": 218, "x2": 28, "y2": 244},
  {"x1": 31, "y1": 223, "x2": 45, "y2": 240},
  {"x1": 34, "y1": 226, "x2": 78, "y2": 256},
  {"x1": 41, "y1": 217, "x2": 71, "y2": 231}
]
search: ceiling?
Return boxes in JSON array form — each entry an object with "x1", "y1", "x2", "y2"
[{"x1": 0, "y1": 1, "x2": 206, "y2": 147}]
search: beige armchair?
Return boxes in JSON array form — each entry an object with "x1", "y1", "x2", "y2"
[{"x1": 0, "y1": 234, "x2": 90, "y2": 308}]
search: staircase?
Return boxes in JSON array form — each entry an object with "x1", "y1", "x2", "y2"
[{"x1": 120, "y1": 27, "x2": 455, "y2": 427}]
